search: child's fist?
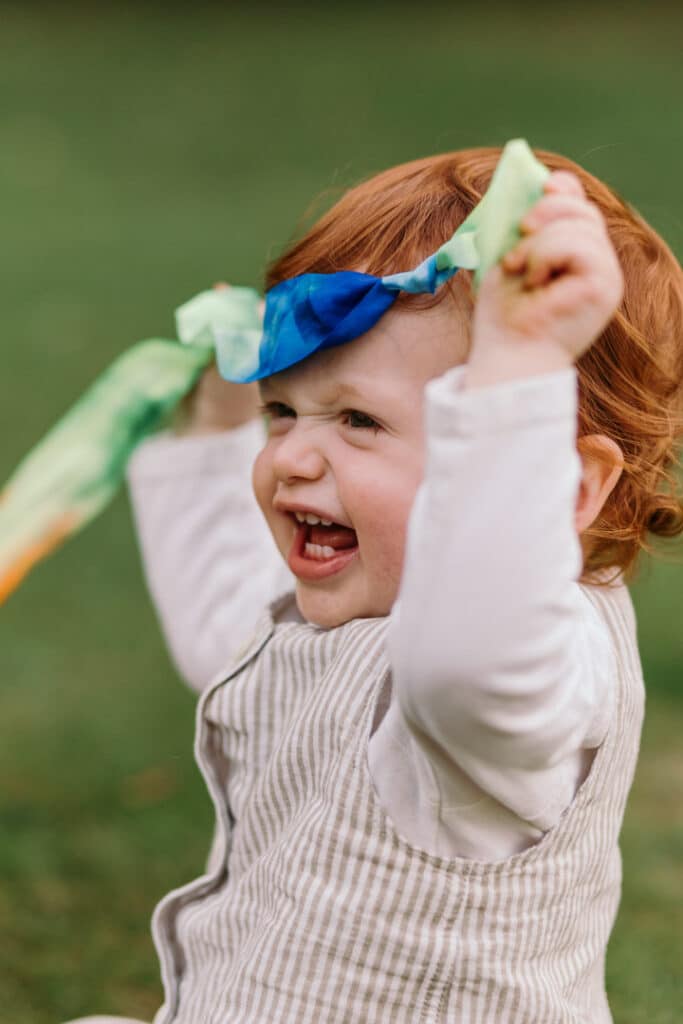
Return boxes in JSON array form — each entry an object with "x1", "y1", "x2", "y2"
[
  {"x1": 177, "y1": 364, "x2": 261, "y2": 435},
  {"x1": 468, "y1": 172, "x2": 623, "y2": 386},
  {"x1": 175, "y1": 283, "x2": 262, "y2": 435}
]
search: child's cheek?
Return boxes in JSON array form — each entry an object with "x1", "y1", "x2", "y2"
[
  {"x1": 360, "y1": 483, "x2": 414, "y2": 593},
  {"x1": 252, "y1": 446, "x2": 274, "y2": 519}
]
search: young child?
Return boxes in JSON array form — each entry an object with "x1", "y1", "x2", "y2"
[{"x1": 74, "y1": 146, "x2": 682, "y2": 1023}]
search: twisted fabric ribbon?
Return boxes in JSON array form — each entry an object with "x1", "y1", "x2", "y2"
[
  {"x1": 184, "y1": 139, "x2": 549, "y2": 382},
  {"x1": 0, "y1": 139, "x2": 549, "y2": 603}
]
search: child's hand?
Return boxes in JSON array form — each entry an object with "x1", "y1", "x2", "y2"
[
  {"x1": 467, "y1": 172, "x2": 624, "y2": 387},
  {"x1": 175, "y1": 283, "x2": 261, "y2": 435},
  {"x1": 177, "y1": 364, "x2": 260, "y2": 435}
]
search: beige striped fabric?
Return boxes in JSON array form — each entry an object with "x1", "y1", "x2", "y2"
[{"x1": 151, "y1": 581, "x2": 644, "y2": 1024}]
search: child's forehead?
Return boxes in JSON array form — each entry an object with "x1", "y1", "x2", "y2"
[
  {"x1": 259, "y1": 301, "x2": 466, "y2": 403},
  {"x1": 258, "y1": 361, "x2": 382, "y2": 406}
]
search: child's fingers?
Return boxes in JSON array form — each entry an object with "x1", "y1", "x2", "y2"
[
  {"x1": 543, "y1": 170, "x2": 585, "y2": 197},
  {"x1": 504, "y1": 205, "x2": 608, "y2": 276},
  {"x1": 502, "y1": 245, "x2": 528, "y2": 274},
  {"x1": 523, "y1": 226, "x2": 594, "y2": 289},
  {"x1": 521, "y1": 194, "x2": 605, "y2": 235},
  {"x1": 503, "y1": 219, "x2": 608, "y2": 289}
]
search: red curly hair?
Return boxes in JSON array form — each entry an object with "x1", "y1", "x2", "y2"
[{"x1": 265, "y1": 148, "x2": 683, "y2": 581}]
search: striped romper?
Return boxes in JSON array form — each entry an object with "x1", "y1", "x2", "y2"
[{"x1": 146, "y1": 579, "x2": 643, "y2": 1024}]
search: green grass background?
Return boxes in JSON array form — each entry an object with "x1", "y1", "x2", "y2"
[{"x1": 0, "y1": 4, "x2": 681, "y2": 1021}]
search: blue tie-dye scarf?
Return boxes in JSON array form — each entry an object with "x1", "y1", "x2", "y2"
[
  {"x1": 0, "y1": 139, "x2": 549, "y2": 604},
  {"x1": 176, "y1": 138, "x2": 549, "y2": 382}
]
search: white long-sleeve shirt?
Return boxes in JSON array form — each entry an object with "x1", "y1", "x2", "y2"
[{"x1": 127, "y1": 366, "x2": 618, "y2": 861}]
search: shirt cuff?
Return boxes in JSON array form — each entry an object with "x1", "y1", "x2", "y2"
[
  {"x1": 126, "y1": 417, "x2": 265, "y2": 481},
  {"x1": 425, "y1": 365, "x2": 578, "y2": 439}
]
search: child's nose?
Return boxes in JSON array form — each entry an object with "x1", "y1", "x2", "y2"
[{"x1": 272, "y1": 427, "x2": 326, "y2": 483}]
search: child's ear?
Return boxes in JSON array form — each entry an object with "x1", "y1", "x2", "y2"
[{"x1": 575, "y1": 434, "x2": 624, "y2": 534}]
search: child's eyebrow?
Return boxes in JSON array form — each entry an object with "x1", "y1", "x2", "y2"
[
  {"x1": 259, "y1": 378, "x2": 374, "y2": 407},
  {"x1": 335, "y1": 380, "x2": 372, "y2": 403}
]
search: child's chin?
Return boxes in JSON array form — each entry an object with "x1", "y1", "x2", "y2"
[
  {"x1": 295, "y1": 583, "x2": 366, "y2": 630},
  {"x1": 295, "y1": 588, "x2": 350, "y2": 629},
  {"x1": 294, "y1": 580, "x2": 392, "y2": 628}
]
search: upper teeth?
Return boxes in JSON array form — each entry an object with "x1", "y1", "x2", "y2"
[{"x1": 295, "y1": 512, "x2": 333, "y2": 526}]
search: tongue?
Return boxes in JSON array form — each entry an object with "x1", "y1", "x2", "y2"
[{"x1": 309, "y1": 524, "x2": 357, "y2": 550}]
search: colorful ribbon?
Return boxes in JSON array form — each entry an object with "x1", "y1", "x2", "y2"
[
  {"x1": 0, "y1": 341, "x2": 212, "y2": 603},
  {"x1": 181, "y1": 139, "x2": 549, "y2": 382},
  {"x1": 0, "y1": 139, "x2": 549, "y2": 603}
]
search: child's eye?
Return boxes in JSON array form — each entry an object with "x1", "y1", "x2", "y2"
[
  {"x1": 260, "y1": 401, "x2": 296, "y2": 420},
  {"x1": 343, "y1": 410, "x2": 381, "y2": 431}
]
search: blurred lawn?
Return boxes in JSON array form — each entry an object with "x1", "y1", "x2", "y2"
[{"x1": 0, "y1": 4, "x2": 681, "y2": 1022}]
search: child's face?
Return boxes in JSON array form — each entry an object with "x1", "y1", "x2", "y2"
[{"x1": 253, "y1": 297, "x2": 469, "y2": 627}]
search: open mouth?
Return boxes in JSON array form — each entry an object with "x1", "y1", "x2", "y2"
[{"x1": 287, "y1": 515, "x2": 359, "y2": 580}]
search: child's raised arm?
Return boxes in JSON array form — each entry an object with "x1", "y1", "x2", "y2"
[
  {"x1": 128, "y1": 368, "x2": 291, "y2": 692},
  {"x1": 379, "y1": 172, "x2": 626, "y2": 856}
]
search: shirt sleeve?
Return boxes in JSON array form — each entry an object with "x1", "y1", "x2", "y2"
[
  {"x1": 126, "y1": 419, "x2": 292, "y2": 693},
  {"x1": 382, "y1": 365, "x2": 616, "y2": 840}
]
